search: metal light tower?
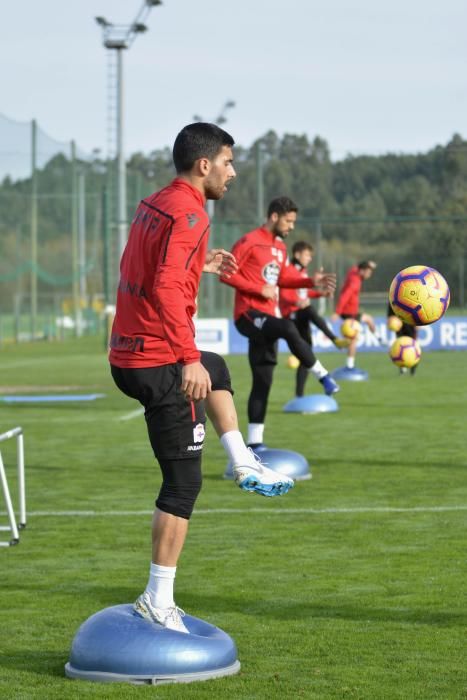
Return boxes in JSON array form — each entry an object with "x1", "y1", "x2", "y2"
[{"x1": 95, "y1": 1, "x2": 162, "y2": 258}]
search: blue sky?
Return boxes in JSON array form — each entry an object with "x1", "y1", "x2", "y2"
[{"x1": 1, "y1": 0, "x2": 466, "y2": 161}]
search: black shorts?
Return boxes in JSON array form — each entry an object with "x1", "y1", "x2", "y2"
[
  {"x1": 340, "y1": 313, "x2": 362, "y2": 322},
  {"x1": 292, "y1": 308, "x2": 312, "y2": 345},
  {"x1": 235, "y1": 311, "x2": 278, "y2": 366},
  {"x1": 110, "y1": 351, "x2": 232, "y2": 461}
]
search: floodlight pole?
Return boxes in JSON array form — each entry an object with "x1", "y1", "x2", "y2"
[
  {"x1": 116, "y1": 47, "x2": 126, "y2": 259},
  {"x1": 95, "y1": 2, "x2": 162, "y2": 258}
]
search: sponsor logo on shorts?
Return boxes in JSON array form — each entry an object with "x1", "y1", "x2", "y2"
[
  {"x1": 187, "y1": 444, "x2": 203, "y2": 451},
  {"x1": 193, "y1": 423, "x2": 205, "y2": 443},
  {"x1": 253, "y1": 316, "x2": 267, "y2": 330}
]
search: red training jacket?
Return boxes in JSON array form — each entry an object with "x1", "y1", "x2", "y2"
[
  {"x1": 221, "y1": 226, "x2": 316, "y2": 320},
  {"x1": 335, "y1": 265, "x2": 362, "y2": 316},
  {"x1": 109, "y1": 178, "x2": 209, "y2": 368},
  {"x1": 279, "y1": 261, "x2": 323, "y2": 318}
]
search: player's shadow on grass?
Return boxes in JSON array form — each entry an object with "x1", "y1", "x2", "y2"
[
  {"x1": 176, "y1": 592, "x2": 467, "y2": 629},
  {"x1": 78, "y1": 585, "x2": 466, "y2": 630}
]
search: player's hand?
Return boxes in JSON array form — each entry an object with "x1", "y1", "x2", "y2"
[
  {"x1": 204, "y1": 249, "x2": 238, "y2": 277},
  {"x1": 312, "y1": 271, "x2": 336, "y2": 294},
  {"x1": 261, "y1": 284, "x2": 277, "y2": 300},
  {"x1": 181, "y1": 362, "x2": 212, "y2": 402},
  {"x1": 330, "y1": 312, "x2": 339, "y2": 321},
  {"x1": 297, "y1": 299, "x2": 310, "y2": 309}
]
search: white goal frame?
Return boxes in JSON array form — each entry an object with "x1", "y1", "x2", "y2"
[{"x1": 0, "y1": 427, "x2": 26, "y2": 547}]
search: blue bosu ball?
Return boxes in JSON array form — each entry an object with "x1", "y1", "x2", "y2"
[
  {"x1": 283, "y1": 394, "x2": 339, "y2": 414},
  {"x1": 65, "y1": 604, "x2": 240, "y2": 685},
  {"x1": 224, "y1": 444, "x2": 311, "y2": 481},
  {"x1": 332, "y1": 366, "x2": 369, "y2": 381}
]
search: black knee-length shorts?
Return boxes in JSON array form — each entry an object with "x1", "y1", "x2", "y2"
[{"x1": 110, "y1": 351, "x2": 232, "y2": 461}]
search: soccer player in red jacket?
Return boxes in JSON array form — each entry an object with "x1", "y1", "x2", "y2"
[
  {"x1": 332, "y1": 260, "x2": 377, "y2": 372},
  {"x1": 279, "y1": 241, "x2": 350, "y2": 397},
  {"x1": 221, "y1": 197, "x2": 337, "y2": 449},
  {"x1": 109, "y1": 123, "x2": 293, "y2": 634}
]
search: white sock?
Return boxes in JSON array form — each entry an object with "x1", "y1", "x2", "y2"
[
  {"x1": 220, "y1": 430, "x2": 251, "y2": 466},
  {"x1": 247, "y1": 423, "x2": 264, "y2": 446},
  {"x1": 347, "y1": 356, "x2": 355, "y2": 369},
  {"x1": 309, "y1": 360, "x2": 328, "y2": 379},
  {"x1": 145, "y1": 563, "x2": 176, "y2": 609}
]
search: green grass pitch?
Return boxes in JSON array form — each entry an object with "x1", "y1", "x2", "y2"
[{"x1": 0, "y1": 337, "x2": 466, "y2": 699}]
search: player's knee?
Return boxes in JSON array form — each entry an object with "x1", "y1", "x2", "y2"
[
  {"x1": 201, "y1": 351, "x2": 232, "y2": 392},
  {"x1": 155, "y1": 457, "x2": 203, "y2": 520},
  {"x1": 282, "y1": 318, "x2": 300, "y2": 342}
]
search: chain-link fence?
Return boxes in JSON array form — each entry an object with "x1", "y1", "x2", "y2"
[{"x1": 1, "y1": 114, "x2": 466, "y2": 344}]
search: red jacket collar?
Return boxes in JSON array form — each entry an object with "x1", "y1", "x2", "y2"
[{"x1": 171, "y1": 177, "x2": 206, "y2": 207}]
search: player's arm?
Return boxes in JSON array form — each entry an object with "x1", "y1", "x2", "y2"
[
  {"x1": 153, "y1": 215, "x2": 206, "y2": 366},
  {"x1": 220, "y1": 238, "x2": 265, "y2": 296},
  {"x1": 279, "y1": 262, "x2": 336, "y2": 292},
  {"x1": 308, "y1": 288, "x2": 324, "y2": 299}
]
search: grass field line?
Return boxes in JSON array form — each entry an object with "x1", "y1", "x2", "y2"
[
  {"x1": 15, "y1": 504, "x2": 467, "y2": 518},
  {"x1": 117, "y1": 406, "x2": 145, "y2": 421}
]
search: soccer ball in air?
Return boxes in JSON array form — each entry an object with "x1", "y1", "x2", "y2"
[
  {"x1": 341, "y1": 318, "x2": 361, "y2": 339},
  {"x1": 389, "y1": 336, "x2": 421, "y2": 368},
  {"x1": 287, "y1": 355, "x2": 300, "y2": 369},
  {"x1": 389, "y1": 266, "x2": 450, "y2": 326},
  {"x1": 387, "y1": 315, "x2": 403, "y2": 333}
]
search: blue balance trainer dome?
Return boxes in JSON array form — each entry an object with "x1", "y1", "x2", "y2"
[
  {"x1": 283, "y1": 394, "x2": 338, "y2": 414},
  {"x1": 332, "y1": 366, "x2": 369, "y2": 381},
  {"x1": 224, "y1": 444, "x2": 311, "y2": 482},
  {"x1": 65, "y1": 604, "x2": 240, "y2": 685}
]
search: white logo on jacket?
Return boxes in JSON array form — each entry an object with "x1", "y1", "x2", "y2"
[{"x1": 262, "y1": 261, "x2": 280, "y2": 285}]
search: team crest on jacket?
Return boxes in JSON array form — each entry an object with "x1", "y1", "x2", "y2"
[
  {"x1": 186, "y1": 212, "x2": 200, "y2": 228},
  {"x1": 262, "y1": 261, "x2": 281, "y2": 285}
]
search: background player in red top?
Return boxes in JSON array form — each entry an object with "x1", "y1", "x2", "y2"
[
  {"x1": 279, "y1": 241, "x2": 350, "y2": 397},
  {"x1": 332, "y1": 260, "x2": 377, "y2": 373},
  {"x1": 109, "y1": 123, "x2": 293, "y2": 634},
  {"x1": 221, "y1": 197, "x2": 337, "y2": 449}
]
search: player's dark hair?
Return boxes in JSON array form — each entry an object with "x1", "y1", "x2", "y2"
[
  {"x1": 172, "y1": 123, "x2": 235, "y2": 173},
  {"x1": 267, "y1": 196, "x2": 298, "y2": 217},
  {"x1": 358, "y1": 260, "x2": 377, "y2": 270},
  {"x1": 292, "y1": 241, "x2": 313, "y2": 255}
]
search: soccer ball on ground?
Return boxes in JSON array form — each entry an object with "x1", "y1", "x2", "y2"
[
  {"x1": 287, "y1": 355, "x2": 300, "y2": 369},
  {"x1": 389, "y1": 336, "x2": 422, "y2": 368},
  {"x1": 389, "y1": 265, "x2": 450, "y2": 326},
  {"x1": 341, "y1": 318, "x2": 361, "y2": 339},
  {"x1": 387, "y1": 315, "x2": 403, "y2": 333}
]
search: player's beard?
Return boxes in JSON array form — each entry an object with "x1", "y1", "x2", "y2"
[
  {"x1": 205, "y1": 174, "x2": 231, "y2": 201},
  {"x1": 271, "y1": 222, "x2": 287, "y2": 239},
  {"x1": 205, "y1": 182, "x2": 224, "y2": 200}
]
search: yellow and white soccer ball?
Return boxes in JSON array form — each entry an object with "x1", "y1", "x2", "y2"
[
  {"x1": 387, "y1": 315, "x2": 403, "y2": 332},
  {"x1": 389, "y1": 265, "x2": 450, "y2": 326},
  {"x1": 287, "y1": 355, "x2": 300, "y2": 369},
  {"x1": 341, "y1": 318, "x2": 361, "y2": 339},
  {"x1": 389, "y1": 336, "x2": 422, "y2": 368}
]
